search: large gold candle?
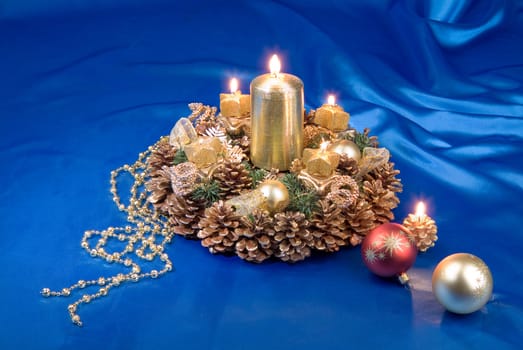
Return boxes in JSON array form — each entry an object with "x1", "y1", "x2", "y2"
[{"x1": 250, "y1": 54, "x2": 304, "y2": 170}]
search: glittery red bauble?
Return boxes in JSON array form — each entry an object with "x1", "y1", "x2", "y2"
[{"x1": 361, "y1": 223, "x2": 417, "y2": 277}]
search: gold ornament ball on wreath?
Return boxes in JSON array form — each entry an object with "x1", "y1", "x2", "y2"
[
  {"x1": 432, "y1": 253, "x2": 493, "y2": 314},
  {"x1": 328, "y1": 139, "x2": 361, "y2": 161},
  {"x1": 258, "y1": 180, "x2": 290, "y2": 214}
]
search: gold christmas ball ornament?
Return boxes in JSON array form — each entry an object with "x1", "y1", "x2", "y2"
[
  {"x1": 258, "y1": 180, "x2": 290, "y2": 213},
  {"x1": 432, "y1": 253, "x2": 493, "y2": 314},
  {"x1": 328, "y1": 139, "x2": 361, "y2": 161}
]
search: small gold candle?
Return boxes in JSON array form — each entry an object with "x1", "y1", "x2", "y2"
[
  {"x1": 302, "y1": 141, "x2": 340, "y2": 178},
  {"x1": 314, "y1": 95, "x2": 350, "y2": 131},
  {"x1": 220, "y1": 78, "x2": 250, "y2": 117},
  {"x1": 403, "y1": 201, "x2": 438, "y2": 252},
  {"x1": 250, "y1": 54, "x2": 304, "y2": 171}
]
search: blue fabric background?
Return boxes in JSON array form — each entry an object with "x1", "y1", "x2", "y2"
[{"x1": 1, "y1": 0, "x2": 522, "y2": 349}]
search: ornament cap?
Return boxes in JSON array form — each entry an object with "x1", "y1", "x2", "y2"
[{"x1": 398, "y1": 272, "x2": 410, "y2": 285}]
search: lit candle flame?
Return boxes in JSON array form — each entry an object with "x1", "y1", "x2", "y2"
[
  {"x1": 230, "y1": 78, "x2": 238, "y2": 93},
  {"x1": 327, "y1": 95, "x2": 336, "y2": 106},
  {"x1": 415, "y1": 201, "x2": 426, "y2": 218},
  {"x1": 269, "y1": 54, "x2": 281, "y2": 76},
  {"x1": 320, "y1": 141, "x2": 329, "y2": 152}
]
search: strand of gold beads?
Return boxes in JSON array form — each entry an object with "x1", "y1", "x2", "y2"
[{"x1": 41, "y1": 140, "x2": 174, "y2": 326}]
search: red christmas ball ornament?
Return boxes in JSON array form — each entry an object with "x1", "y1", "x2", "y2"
[{"x1": 361, "y1": 223, "x2": 417, "y2": 283}]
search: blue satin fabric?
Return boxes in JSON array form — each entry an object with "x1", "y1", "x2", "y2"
[{"x1": 1, "y1": 1, "x2": 522, "y2": 349}]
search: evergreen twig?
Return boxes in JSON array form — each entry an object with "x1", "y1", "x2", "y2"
[
  {"x1": 173, "y1": 149, "x2": 188, "y2": 165},
  {"x1": 353, "y1": 128, "x2": 378, "y2": 152},
  {"x1": 281, "y1": 173, "x2": 319, "y2": 217},
  {"x1": 243, "y1": 161, "x2": 269, "y2": 188},
  {"x1": 190, "y1": 180, "x2": 221, "y2": 207}
]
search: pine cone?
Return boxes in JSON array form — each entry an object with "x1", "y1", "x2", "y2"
[
  {"x1": 235, "y1": 209, "x2": 275, "y2": 263},
  {"x1": 230, "y1": 135, "x2": 250, "y2": 156},
  {"x1": 212, "y1": 159, "x2": 251, "y2": 199},
  {"x1": 146, "y1": 166, "x2": 172, "y2": 209},
  {"x1": 344, "y1": 197, "x2": 377, "y2": 246},
  {"x1": 147, "y1": 137, "x2": 177, "y2": 176},
  {"x1": 271, "y1": 211, "x2": 312, "y2": 262},
  {"x1": 337, "y1": 155, "x2": 359, "y2": 176},
  {"x1": 164, "y1": 193, "x2": 206, "y2": 237},
  {"x1": 362, "y1": 179, "x2": 399, "y2": 225},
  {"x1": 364, "y1": 161, "x2": 402, "y2": 194},
  {"x1": 310, "y1": 199, "x2": 350, "y2": 252},
  {"x1": 197, "y1": 201, "x2": 241, "y2": 253},
  {"x1": 403, "y1": 214, "x2": 438, "y2": 252}
]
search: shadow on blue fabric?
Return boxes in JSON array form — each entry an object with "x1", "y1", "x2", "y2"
[{"x1": 1, "y1": 0, "x2": 522, "y2": 349}]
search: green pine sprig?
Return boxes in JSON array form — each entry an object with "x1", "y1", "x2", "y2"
[
  {"x1": 173, "y1": 149, "x2": 188, "y2": 165},
  {"x1": 190, "y1": 180, "x2": 221, "y2": 207},
  {"x1": 353, "y1": 128, "x2": 378, "y2": 152},
  {"x1": 243, "y1": 161, "x2": 269, "y2": 188},
  {"x1": 281, "y1": 173, "x2": 319, "y2": 218}
]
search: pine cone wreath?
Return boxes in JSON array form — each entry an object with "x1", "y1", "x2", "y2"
[
  {"x1": 147, "y1": 137, "x2": 177, "y2": 176},
  {"x1": 403, "y1": 214, "x2": 438, "y2": 252},
  {"x1": 212, "y1": 158, "x2": 251, "y2": 199},
  {"x1": 197, "y1": 201, "x2": 241, "y2": 254},
  {"x1": 164, "y1": 193, "x2": 206, "y2": 237},
  {"x1": 271, "y1": 211, "x2": 313, "y2": 262},
  {"x1": 362, "y1": 179, "x2": 400, "y2": 225},
  {"x1": 234, "y1": 209, "x2": 275, "y2": 263},
  {"x1": 325, "y1": 175, "x2": 359, "y2": 209},
  {"x1": 344, "y1": 197, "x2": 377, "y2": 246},
  {"x1": 310, "y1": 199, "x2": 350, "y2": 252}
]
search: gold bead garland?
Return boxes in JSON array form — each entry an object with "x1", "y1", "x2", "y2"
[{"x1": 41, "y1": 140, "x2": 174, "y2": 327}]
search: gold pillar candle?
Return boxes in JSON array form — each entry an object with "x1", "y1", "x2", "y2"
[
  {"x1": 302, "y1": 142, "x2": 340, "y2": 178},
  {"x1": 220, "y1": 78, "x2": 251, "y2": 117},
  {"x1": 250, "y1": 54, "x2": 304, "y2": 171},
  {"x1": 314, "y1": 95, "x2": 350, "y2": 131},
  {"x1": 184, "y1": 136, "x2": 223, "y2": 168}
]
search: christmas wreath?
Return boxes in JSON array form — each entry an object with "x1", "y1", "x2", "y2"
[{"x1": 138, "y1": 103, "x2": 403, "y2": 263}]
